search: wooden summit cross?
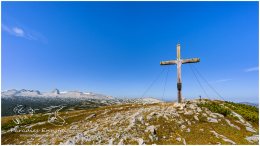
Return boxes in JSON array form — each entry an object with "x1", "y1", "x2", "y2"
[{"x1": 160, "y1": 43, "x2": 200, "y2": 103}]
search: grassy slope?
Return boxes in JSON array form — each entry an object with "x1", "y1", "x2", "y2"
[{"x1": 1, "y1": 100, "x2": 259, "y2": 145}]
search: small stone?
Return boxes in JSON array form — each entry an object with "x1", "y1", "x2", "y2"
[
  {"x1": 186, "y1": 128, "x2": 191, "y2": 132},
  {"x1": 209, "y1": 113, "x2": 217, "y2": 118},
  {"x1": 145, "y1": 125, "x2": 156, "y2": 135},
  {"x1": 188, "y1": 104, "x2": 196, "y2": 110},
  {"x1": 194, "y1": 115, "x2": 199, "y2": 121},
  {"x1": 180, "y1": 125, "x2": 186, "y2": 130},
  {"x1": 177, "y1": 120, "x2": 184, "y2": 125},
  {"x1": 207, "y1": 117, "x2": 218, "y2": 123},
  {"x1": 70, "y1": 125, "x2": 79, "y2": 130},
  {"x1": 108, "y1": 138, "x2": 114, "y2": 145},
  {"x1": 184, "y1": 110, "x2": 193, "y2": 115},
  {"x1": 10, "y1": 126, "x2": 19, "y2": 132},
  {"x1": 137, "y1": 116, "x2": 144, "y2": 124},
  {"x1": 118, "y1": 139, "x2": 124, "y2": 145},
  {"x1": 149, "y1": 135, "x2": 154, "y2": 142},
  {"x1": 65, "y1": 139, "x2": 75, "y2": 145},
  {"x1": 216, "y1": 142, "x2": 221, "y2": 145},
  {"x1": 196, "y1": 107, "x2": 202, "y2": 112},
  {"x1": 199, "y1": 129, "x2": 204, "y2": 132},
  {"x1": 176, "y1": 137, "x2": 182, "y2": 142},
  {"x1": 85, "y1": 114, "x2": 96, "y2": 120},
  {"x1": 163, "y1": 115, "x2": 169, "y2": 120},
  {"x1": 183, "y1": 138, "x2": 186, "y2": 145},
  {"x1": 178, "y1": 111, "x2": 184, "y2": 114},
  {"x1": 172, "y1": 113, "x2": 180, "y2": 117},
  {"x1": 136, "y1": 138, "x2": 144, "y2": 145}
]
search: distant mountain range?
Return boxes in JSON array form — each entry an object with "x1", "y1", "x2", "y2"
[
  {"x1": 1, "y1": 89, "x2": 113, "y2": 99},
  {"x1": 1, "y1": 89, "x2": 162, "y2": 117}
]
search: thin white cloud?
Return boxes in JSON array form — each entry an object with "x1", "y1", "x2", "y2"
[
  {"x1": 2, "y1": 24, "x2": 25, "y2": 37},
  {"x1": 213, "y1": 79, "x2": 232, "y2": 83},
  {"x1": 12, "y1": 27, "x2": 24, "y2": 37},
  {"x1": 2, "y1": 23, "x2": 47, "y2": 43},
  {"x1": 245, "y1": 67, "x2": 259, "y2": 72}
]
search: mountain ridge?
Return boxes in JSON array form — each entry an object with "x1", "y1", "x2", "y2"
[{"x1": 1, "y1": 89, "x2": 113, "y2": 99}]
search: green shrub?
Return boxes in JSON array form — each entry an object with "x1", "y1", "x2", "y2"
[
  {"x1": 198, "y1": 102, "x2": 231, "y2": 117},
  {"x1": 1, "y1": 114, "x2": 48, "y2": 131},
  {"x1": 1, "y1": 122, "x2": 17, "y2": 131},
  {"x1": 225, "y1": 101, "x2": 259, "y2": 124}
]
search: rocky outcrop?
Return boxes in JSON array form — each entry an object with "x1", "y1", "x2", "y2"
[
  {"x1": 210, "y1": 130, "x2": 236, "y2": 144},
  {"x1": 225, "y1": 119, "x2": 240, "y2": 130},
  {"x1": 207, "y1": 117, "x2": 218, "y2": 123}
]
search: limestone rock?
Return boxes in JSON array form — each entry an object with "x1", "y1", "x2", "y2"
[
  {"x1": 183, "y1": 138, "x2": 186, "y2": 145},
  {"x1": 145, "y1": 125, "x2": 156, "y2": 135},
  {"x1": 225, "y1": 119, "x2": 240, "y2": 130},
  {"x1": 194, "y1": 115, "x2": 199, "y2": 121},
  {"x1": 108, "y1": 138, "x2": 114, "y2": 145},
  {"x1": 118, "y1": 139, "x2": 124, "y2": 145},
  {"x1": 180, "y1": 125, "x2": 186, "y2": 130},
  {"x1": 246, "y1": 127, "x2": 257, "y2": 133},
  {"x1": 188, "y1": 104, "x2": 197, "y2": 110},
  {"x1": 196, "y1": 107, "x2": 202, "y2": 113},
  {"x1": 176, "y1": 137, "x2": 182, "y2": 142},
  {"x1": 85, "y1": 114, "x2": 96, "y2": 120},
  {"x1": 211, "y1": 113, "x2": 224, "y2": 118},
  {"x1": 184, "y1": 110, "x2": 193, "y2": 115},
  {"x1": 136, "y1": 138, "x2": 144, "y2": 145},
  {"x1": 210, "y1": 130, "x2": 236, "y2": 144},
  {"x1": 207, "y1": 117, "x2": 218, "y2": 123},
  {"x1": 245, "y1": 135, "x2": 259, "y2": 143},
  {"x1": 137, "y1": 116, "x2": 144, "y2": 124}
]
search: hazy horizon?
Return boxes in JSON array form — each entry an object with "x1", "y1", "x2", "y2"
[{"x1": 1, "y1": 88, "x2": 259, "y2": 104}]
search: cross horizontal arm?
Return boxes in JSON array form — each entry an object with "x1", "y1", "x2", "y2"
[
  {"x1": 182, "y1": 58, "x2": 200, "y2": 64},
  {"x1": 160, "y1": 60, "x2": 177, "y2": 65}
]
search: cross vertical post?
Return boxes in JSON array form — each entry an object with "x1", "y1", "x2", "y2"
[
  {"x1": 176, "y1": 43, "x2": 182, "y2": 103},
  {"x1": 160, "y1": 43, "x2": 200, "y2": 103}
]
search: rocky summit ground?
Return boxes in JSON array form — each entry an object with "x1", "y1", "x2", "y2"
[{"x1": 1, "y1": 99, "x2": 259, "y2": 145}]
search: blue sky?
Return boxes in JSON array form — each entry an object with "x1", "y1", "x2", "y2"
[{"x1": 1, "y1": 2, "x2": 259, "y2": 103}]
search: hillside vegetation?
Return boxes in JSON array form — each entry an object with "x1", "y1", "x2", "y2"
[{"x1": 1, "y1": 99, "x2": 259, "y2": 145}]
